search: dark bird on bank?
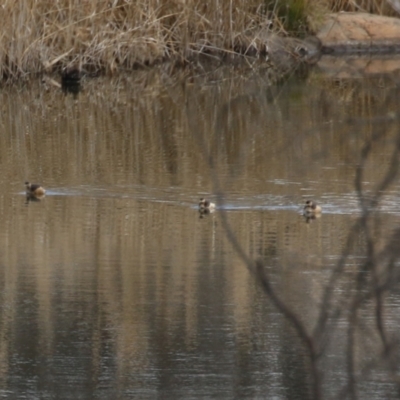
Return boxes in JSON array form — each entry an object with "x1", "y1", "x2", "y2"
[{"x1": 61, "y1": 67, "x2": 81, "y2": 84}]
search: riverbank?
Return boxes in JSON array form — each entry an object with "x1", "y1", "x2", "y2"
[{"x1": 1, "y1": 0, "x2": 398, "y2": 81}]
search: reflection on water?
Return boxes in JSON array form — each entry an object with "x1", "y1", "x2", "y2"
[{"x1": 0, "y1": 65, "x2": 399, "y2": 398}]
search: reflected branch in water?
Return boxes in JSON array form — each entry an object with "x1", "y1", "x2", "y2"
[
  {"x1": 187, "y1": 88, "x2": 323, "y2": 400},
  {"x1": 189, "y1": 70, "x2": 400, "y2": 399},
  {"x1": 255, "y1": 260, "x2": 321, "y2": 399}
]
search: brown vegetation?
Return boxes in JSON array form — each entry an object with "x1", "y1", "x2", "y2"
[
  {"x1": 0, "y1": 0, "x2": 398, "y2": 80},
  {"x1": 0, "y1": 0, "x2": 269, "y2": 79}
]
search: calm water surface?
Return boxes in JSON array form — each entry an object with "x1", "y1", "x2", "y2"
[{"x1": 0, "y1": 63, "x2": 399, "y2": 399}]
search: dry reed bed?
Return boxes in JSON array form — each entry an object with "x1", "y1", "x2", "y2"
[
  {"x1": 0, "y1": 0, "x2": 396, "y2": 80},
  {"x1": 0, "y1": 0, "x2": 269, "y2": 79}
]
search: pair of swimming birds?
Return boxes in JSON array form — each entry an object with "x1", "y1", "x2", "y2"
[
  {"x1": 25, "y1": 182, "x2": 46, "y2": 198},
  {"x1": 199, "y1": 198, "x2": 322, "y2": 215}
]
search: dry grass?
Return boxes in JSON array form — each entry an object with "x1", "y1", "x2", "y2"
[
  {"x1": 0, "y1": 0, "x2": 397, "y2": 80},
  {"x1": 0, "y1": 0, "x2": 270, "y2": 79}
]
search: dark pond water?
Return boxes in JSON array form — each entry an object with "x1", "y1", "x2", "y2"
[{"x1": 0, "y1": 59, "x2": 400, "y2": 399}]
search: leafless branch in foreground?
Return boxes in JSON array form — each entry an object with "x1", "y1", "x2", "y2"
[{"x1": 187, "y1": 76, "x2": 400, "y2": 399}]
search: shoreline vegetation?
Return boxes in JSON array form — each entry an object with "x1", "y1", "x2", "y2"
[{"x1": 1, "y1": 0, "x2": 398, "y2": 81}]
